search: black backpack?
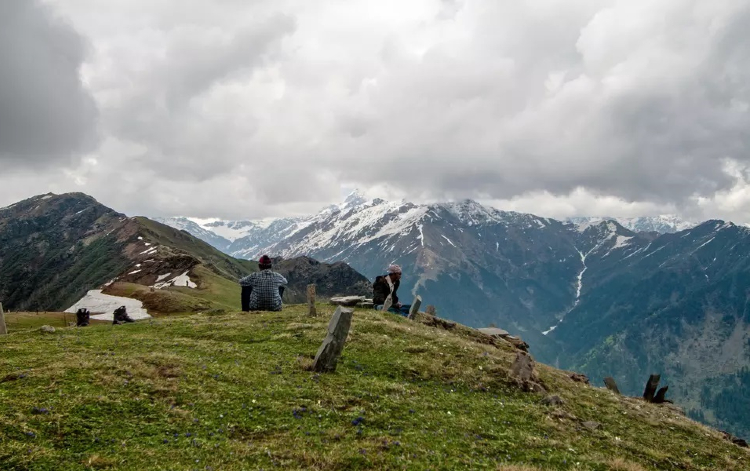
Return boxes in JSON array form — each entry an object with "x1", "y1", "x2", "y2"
[
  {"x1": 76, "y1": 308, "x2": 90, "y2": 327},
  {"x1": 112, "y1": 306, "x2": 135, "y2": 325}
]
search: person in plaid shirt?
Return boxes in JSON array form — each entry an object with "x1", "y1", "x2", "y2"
[{"x1": 239, "y1": 255, "x2": 288, "y2": 311}]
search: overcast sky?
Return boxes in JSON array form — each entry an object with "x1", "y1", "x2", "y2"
[{"x1": 1, "y1": 0, "x2": 750, "y2": 222}]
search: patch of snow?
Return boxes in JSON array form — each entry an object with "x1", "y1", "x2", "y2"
[
  {"x1": 128, "y1": 269, "x2": 141, "y2": 275},
  {"x1": 144, "y1": 242, "x2": 152, "y2": 246},
  {"x1": 441, "y1": 235, "x2": 456, "y2": 247},
  {"x1": 65, "y1": 290, "x2": 151, "y2": 320},
  {"x1": 417, "y1": 223, "x2": 425, "y2": 247},
  {"x1": 612, "y1": 235, "x2": 632, "y2": 249},
  {"x1": 542, "y1": 325, "x2": 557, "y2": 336},
  {"x1": 155, "y1": 270, "x2": 196, "y2": 289},
  {"x1": 137, "y1": 236, "x2": 143, "y2": 240},
  {"x1": 155, "y1": 273, "x2": 172, "y2": 282},
  {"x1": 135, "y1": 264, "x2": 141, "y2": 268},
  {"x1": 41, "y1": 195, "x2": 52, "y2": 200},
  {"x1": 694, "y1": 237, "x2": 715, "y2": 251},
  {"x1": 140, "y1": 247, "x2": 157, "y2": 255}
]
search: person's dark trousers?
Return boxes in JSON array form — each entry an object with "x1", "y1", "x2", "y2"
[
  {"x1": 241, "y1": 286, "x2": 252, "y2": 312},
  {"x1": 241, "y1": 286, "x2": 285, "y2": 312}
]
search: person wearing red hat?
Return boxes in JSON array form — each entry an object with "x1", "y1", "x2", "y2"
[{"x1": 239, "y1": 255, "x2": 288, "y2": 311}]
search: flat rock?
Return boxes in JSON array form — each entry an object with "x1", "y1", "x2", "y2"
[
  {"x1": 478, "y1": 327, "x2": 510, "y2": 337},
  {"x1": 329, "y1": 296, "x2": 366, "y2": 307},
  {"x1": 582, "y1": 421, "x2": 601, "y2": 430},
  {"x1": 541, "y1": 395, "x2": 564, "y2": 406},
  {"x1": 40, "y1": 325, "x2": 56, "y2": 333},
  {"x1": 570, "y1": 373, "x2": 589, "y2": 384}
]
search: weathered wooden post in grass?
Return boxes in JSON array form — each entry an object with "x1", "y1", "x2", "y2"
[
  {"x1": 407, "y1": 295, "x2": 422, "y2": 319},
  {"x1": 307, "y1": 284, "x2": 317, "y2": 317},
  {"x1": 643, "y1": 374, "x2": 661, "y2": 402},
  {"x1": 312, "y1": 306, "x2": 353, "y2": 372},
  {"x1": 0, "y1": 302, "x2": 7, "y2": 335},
  {"x1": 604, "y1": 377, "x2": 621, "y2": 395},
  {"x1": 653, "y1": 386, "x2": 669, "y2": 404}
]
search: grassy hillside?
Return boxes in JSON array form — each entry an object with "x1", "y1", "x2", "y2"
[
  {"x1": 1, "y1": 306, "x2": 748, "y2": 470},
  {"x1": 103, "y1": 265, "x2": 243, "y2": 314}
]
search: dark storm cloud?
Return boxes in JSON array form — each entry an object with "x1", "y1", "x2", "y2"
[
  {"x1": 2, "y1": 0, "x2": 750, "y2": 223},
  {"x1": 0, "y1": 0, "x2": 97, "y2": 166}
]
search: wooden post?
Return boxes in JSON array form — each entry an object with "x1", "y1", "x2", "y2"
[
  {"x1": 0, "y1": 302, "x2": 6, "y2": 335},
  {"x1": 643, "y1": 374, "x2": 661, "y2": 402},
  {"x1": 307, "y1": 284, "x2": 317, "y2": 317},
  {"x1": 653, "y1": 386, "x2": 669, "y2": 404},
  {"x1": 407, "y1": 295, "x2": 422, "y2": 319},
  {"x1": 603, "y1": 377, "x2": 621, "y2": 395},
  {"x1": 312, "y1": 307, "x2": 353, "y2": 372}
]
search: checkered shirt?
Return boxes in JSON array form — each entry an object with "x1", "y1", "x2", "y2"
[{"x1": 239, "y1": 269, "x2": 288, "y2": 311}]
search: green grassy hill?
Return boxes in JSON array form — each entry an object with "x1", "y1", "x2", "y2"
[{"x1": 1, "y1": 306, "x2": 748, "y2": 470}]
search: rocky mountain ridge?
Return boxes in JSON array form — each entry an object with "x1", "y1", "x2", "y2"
[
  {"x1": 157, "y1": 192, "x2": 750, "y2": 438},
  {"x1": 0, "y1": 193, "x2": 370, "y2": 314}
]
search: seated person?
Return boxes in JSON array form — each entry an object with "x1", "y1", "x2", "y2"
[
  {"x1": 372, "y1": 264, "x2": 410, "y2": 316},
  {"x1": 239, "y1": 255, "x2": 288, "y2": 312}
]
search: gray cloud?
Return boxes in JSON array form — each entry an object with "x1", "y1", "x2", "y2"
[
  {"x1": 2, "y1": 0, "x2": 750, "y2": 224},
  {"x1": 0, "y1": 0, "x2": 97, "y2": 166}
]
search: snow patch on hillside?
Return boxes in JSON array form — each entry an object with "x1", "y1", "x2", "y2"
[{"x1": 65, "y1": 290, "x2": 151, "y2": 320}]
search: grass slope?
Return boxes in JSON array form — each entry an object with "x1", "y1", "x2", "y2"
[{"x1": 1, "y1": 306, "x2": 748, "y2": 470}]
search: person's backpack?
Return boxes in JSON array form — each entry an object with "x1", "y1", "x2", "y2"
[
  {"x1": 76, "y1": 308, "x2": 90, "y2": 327},
  {"x1": 112, "y1": 306, "x2": 135, "y2": 325}
]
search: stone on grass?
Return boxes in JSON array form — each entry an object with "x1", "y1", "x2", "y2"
[
  {"x1": 407, "y1": 295, "x2": 422, "y2": 319},
  {"x1": 509, "y1": 351, "x2": 546, "y2": 393},
  {"x1": 312, "y1": 307, "x2": 353, "y2": 373},
  {"x1": 541, "y1": 395, "x2": 564, "y2": 406},
  {"x1": 582, "y1": 421, "x2": 601, "y2": 431},
  {"x1": 40, "y1": 325, "x2": 56, "y2": 334},
  {"x1": 569, "y1": 373, "x2": 589, "y2": 384},
  {"x1": 329, "y1": 296, "x2": 365, "y2": 307},
  {"x1": 604, "y1": 377, "x2": 621, "y2": 395}
]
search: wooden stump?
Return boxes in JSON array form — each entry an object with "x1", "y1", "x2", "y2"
[
  {"x1": 0, "y1": 302, "x2": 6, "y2": 335},
  {"x1": 603, "y1": 377, "x2": 621, "y2": 395},
  {"x1": 653, "y1": 386, "x2": 669, "y2": 404},
  {"x1": 643, "y1": 374, "x2": 661, "y2": 402},
  {"x1": 307, "y1": 284, "x2": 317, "y2": 317},
  {"x1": 425, "y1": 305, "x2": 436, "y2": 316},
  {"x1": 408, "y1": 295, "x2": 422, "y2": 319},
  {"x1": 312, "y1": 307, "x2": 353, "y2": 373}
]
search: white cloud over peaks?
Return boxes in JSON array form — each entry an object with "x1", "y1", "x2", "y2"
[{"x1": 1, "y1": 0, "x2": 750, "y2": 223}]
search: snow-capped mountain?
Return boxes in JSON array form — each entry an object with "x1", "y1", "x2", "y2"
[
  {"x1": 154, "y1": 193, "x2": 750, "y2": 437},
  {"x1": 567, "y1": 215, "x2": 696, "y2": 234},
  {"x1": 152, "y1": 217, "x2": 233, "y2": 251}
]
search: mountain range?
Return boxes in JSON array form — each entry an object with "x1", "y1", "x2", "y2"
[
  {"x1": 157, "y1": 191, "x2": 750, "y2": 438},
  {"x1": 0, "y1": 193, "x2": 369, "y2": 316}
]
